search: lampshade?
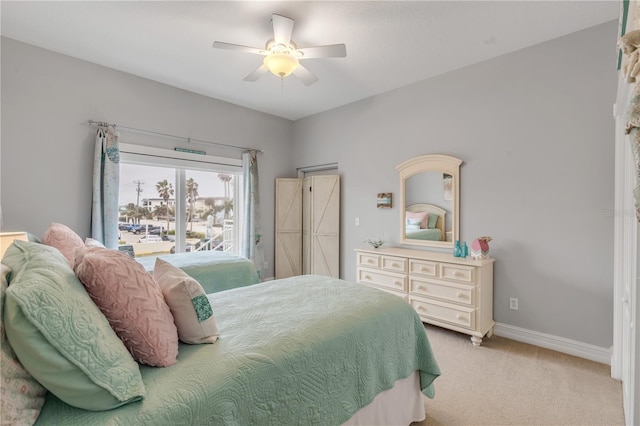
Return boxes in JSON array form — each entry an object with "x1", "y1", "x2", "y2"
[
  {"x1": 0, "y1": 232, "x2": 28, "y2": 259},
  {"x1": 263, "y1": 53, "x2": 299, "y2": 79}
]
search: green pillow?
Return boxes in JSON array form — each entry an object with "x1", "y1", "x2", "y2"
[
  {"x1": 2, "y1": 241, "x2": 145, "y2": 411},
  {"x1": 427, "y1": 213, "x2": 439, "y2": 229}
]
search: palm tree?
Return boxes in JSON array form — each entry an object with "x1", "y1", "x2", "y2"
[
  {"x1": 218, "y1": 174, "x2": 233, "y2": 219},
  {"x1": 186, "y1": 178, "x2": 199, "y2": 231},
  {"x1": 223, "y1": 199, "x2": 233, "y2": 220},
  {"x1": 156, "y1": 179, "x2": 174, "y2": 234}
]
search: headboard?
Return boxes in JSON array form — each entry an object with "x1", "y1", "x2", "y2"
[{"x1": 405, "y1": 204, "x2": 446, "y2": 240}]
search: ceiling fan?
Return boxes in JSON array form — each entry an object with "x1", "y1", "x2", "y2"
[{"x1": 212, "y1": 13, "x2": 346, "y2": 86}]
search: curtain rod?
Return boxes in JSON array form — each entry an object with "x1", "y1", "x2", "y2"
[{"x1": 87, "y1": 120, "x2": 263, "y2": 153}]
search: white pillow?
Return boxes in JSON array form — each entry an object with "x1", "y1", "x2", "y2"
[
  {"x1": 153, "y1": 258, "x2": 219, "y2": 344},
  {"x1": 406, "y1": 218, "x2": 422, "y2": 227},
  {"x1": 84, "y1": 237, "x2": 106, "y2": 248},
  {"x1": 406, "y1": 224, "x2": 421, "y2": 232}
]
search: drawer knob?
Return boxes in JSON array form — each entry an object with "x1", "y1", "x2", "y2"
[
  {"x1": 364, "y1": 275, "x2": 371, "y2": 280},
  {"x1": 418, "y1": 285, "x2": 426, "y2": 290},
  {"x1": 454, "y1": 272, "x2": 463, "y2": 277},
  {"x1": 456, "y1": 291, "x2": 466, "y2": 299},
  {"x1": 394, "y1": 281, "x2": 401, "y2": 287},
  {"x1": 456, "y1": 314, "x2": 466, "y2": 321},
  {"x1": 417, "y1": 306, "x2": 426, "y2": 312},
  {"x1": 367, "y1": 260, "x2": 373, "y2": 263},
  {"x1": 422, "y1": 267, "x2": 429, "y2": 272},
  {"x1": 392, "y1": 263, "x2": 399, "y2": 267}
]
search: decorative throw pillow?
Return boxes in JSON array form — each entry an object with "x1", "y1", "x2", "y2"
[
  {"x1": 154, "y1": 258, "x2": 219, "y2": 345},
  {"x1": 84, "y1": 237, "x2": 106, "y2": 248},
  {"x1": 405, "y1": 211, "x2": 428, "y2": 229},
  {"x1": 74, "y1": 247, "x2": 178, "y2": 367},
  {"x1": 2, "y1": 241, "x2": 145, "y2": 411},
  {"x1": 427, "y1": 213, "x2": 439, "y2": 229},
  {"x1": 406, "y1": 224, "x2": 421, "y2": 232},
  {"x1": 1, "y1": 263, "x2": 47, "y2": 426},
  {"x1": 406, "y1": 218, "x2": 422, "y2": 227},
  {"x1": 41, "y1": 223, "x2": 84, "y2": 267}
]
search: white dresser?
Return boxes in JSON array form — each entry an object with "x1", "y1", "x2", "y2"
[{"x1": 355, "y1": 247, "x2": 495, "y2": 346}]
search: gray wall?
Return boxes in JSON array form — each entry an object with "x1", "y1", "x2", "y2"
[
  {"x1": 0, "y1": 37, "x2": 293, "y2": 278},
  {"x1": 292, "y1": 22, "x2": 618, "y2": 348},
  {"x1": 0, "y1": 21, "x2": 619, "y2": 348}
]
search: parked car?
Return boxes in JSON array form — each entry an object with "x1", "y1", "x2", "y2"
[
  {"x1": 133, "y1": 225, "x2": 163, "y2": 235},
  {"x1": 126, "y1": 224, "x2": 143, "y2": 232},
  {"x1": 117, "y1": 244, "x2": 135, "y2": 258},
  {"x1": 138, "y1": 235, "x2": 162, "y2": 243},
  {"x1": 148, "y1": 227, "x2": 166, "y2": 235},
  {"x1": 118, "y1": 222, "x2": 130, "y2": 231}
]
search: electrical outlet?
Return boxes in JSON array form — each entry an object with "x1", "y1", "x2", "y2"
[
  {"x1": 355, "y1": 217, "x2": 360, "y2": 226},
  {"x1": 509, "y1": 297, "x2": 519, "y2": 310},
  {"x1": 263, "y1": 261, "x2": 268, "y2": 270}
]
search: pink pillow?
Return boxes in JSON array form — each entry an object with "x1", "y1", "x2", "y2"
[
  {"x1": 41, "y1": 223, "x2": 84, "y2": 267},
  {"x1": 405, "y1": 211, "x2": 428, "y2": 229},
  {"x1": 154, "y1": 258, "x2": 219, "y2": 345},
  {"x1": 74, "y1": 247, "x2": 178, "y2": 367}
]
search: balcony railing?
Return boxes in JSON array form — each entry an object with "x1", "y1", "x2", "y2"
[{"x1": 196, "y1": 220, "x2": 233, "y2": 252}]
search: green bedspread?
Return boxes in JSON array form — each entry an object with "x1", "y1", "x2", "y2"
[
  {"x1": 406, "y1": 228, "x2": 442, "y2": 241},
  {"x1": 136, "y1": 251, "x2": 260, "y2": 294},
  {"x1": 35, "y1": 275, "x2": 440, "y2": 425}
]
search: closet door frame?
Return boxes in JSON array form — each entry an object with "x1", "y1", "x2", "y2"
[{"x1": 298, "y1": 163, "x2": 340, "y2": 278}]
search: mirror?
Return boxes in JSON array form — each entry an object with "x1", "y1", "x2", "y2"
[{"x1": 396, "y1": 154, "x2": 462, "y2": 248}]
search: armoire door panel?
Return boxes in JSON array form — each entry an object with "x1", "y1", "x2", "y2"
[
  {"x1": 310, "y1": 176, "x2": 340, "y2": 235},
  {"x1": 275, "y1": 231, "x2": 302, "y2": 278},
  {"x1": 312, "y1": 234, "x2": 339, "y2": 277},
  {"x1": 276, "y1": 179, "x2": 302, "y2": 231},
  {"x1": 275, "y1": 179, "x2": 303, "y2": 279}
]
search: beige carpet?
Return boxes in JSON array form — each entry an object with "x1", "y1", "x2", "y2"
[{"x1": 413, "y1": 325, "x2": 624, "y2": 426}]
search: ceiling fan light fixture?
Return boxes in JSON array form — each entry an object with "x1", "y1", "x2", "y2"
[{"x1": 263, "y1": 53, "x2": 299, "y2": 79}]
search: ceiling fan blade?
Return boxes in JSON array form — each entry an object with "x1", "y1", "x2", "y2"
[
  {"x1": 243, "y1": 64, "x2": 269, "y2": 82},
  {"x1": 297, "y1": 44, "x2": 347, "y2": 59},
  {"x1": 272, "y1": 14, "x2": 294, "y2": 46},
  {"x1": 213, "y1": 41, "x2": 265, "y2": 55},
  {"x1": 292, "y1": 64, "x2": 319, "y2": 86}
]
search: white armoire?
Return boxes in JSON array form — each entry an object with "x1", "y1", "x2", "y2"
[{"x1": 275, "y1": 175, "x2": 340, "y2": 279}]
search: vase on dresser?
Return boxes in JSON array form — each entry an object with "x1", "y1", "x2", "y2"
[{"x1": 355, "y1": 246, "x2": 495, "y2": 346}]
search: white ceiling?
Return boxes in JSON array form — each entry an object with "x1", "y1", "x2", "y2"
[{"x1": 1, "y1": 1, "x2": 620, "y2": 121}]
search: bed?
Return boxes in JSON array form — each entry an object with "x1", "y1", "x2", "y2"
[
  {"x1": 405, "y1": 203, "x2": 445, "y2": 241},
  {"x1": 136, "y1": 250, "x2": 260, "y2": 294},
  {"x1": 32, "y1": 274, "x2": 441, "y2": 425}
]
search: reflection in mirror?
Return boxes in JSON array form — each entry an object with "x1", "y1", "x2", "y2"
[
  {"x1": 397, "y1": 155, "x2": 462, "y2": 249},
  {"x1": 405, "y1": 172, "x2": 454, "y2": 242}
]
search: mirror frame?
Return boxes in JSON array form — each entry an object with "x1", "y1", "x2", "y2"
[{"x1": 397, "y1": 154, "x2": 462, "y2": 249}]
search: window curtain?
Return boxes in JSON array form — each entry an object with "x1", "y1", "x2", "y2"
[
  {"x1": 242, "y1": 150, "x2": 264, "y2": 279},
  {"x1": 91, "y1": 127, "x2": 120, "y2": 248}
]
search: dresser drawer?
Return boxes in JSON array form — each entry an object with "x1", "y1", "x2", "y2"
[
  {"x1": 410, "y1": 278, "x2": 474, "y2": 307},
  {"x1": 357, "y1": 268, "x2": 407, "y2": 292},
  {"x1": 382, "y1": 256, "x2": 407, "y2": 273},
  {"x1": 409, "y1": 259, "x2": 437, "y2": 278},
  {"x1": 440, "y1": 263, "x2": 475, "y2": 284},
  {"x1": 410, "y1": 297, "x2": 475, "y2": 329},
  {"x1": 357, "y1": 252, "x2": 380, "y2": 268}
]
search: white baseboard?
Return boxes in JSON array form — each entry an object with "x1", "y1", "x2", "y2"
[{"x1": 493, "y1": 322, "x2": 612, "y2": 365}]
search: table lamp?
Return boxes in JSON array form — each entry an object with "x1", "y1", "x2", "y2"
[{"x1": 0, "y1": 232, "x2": 28, "y2": 259}]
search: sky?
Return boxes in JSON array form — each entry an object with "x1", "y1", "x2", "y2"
[{"x1": 119, "y1": 163, "x2": 233, "y2": 206}]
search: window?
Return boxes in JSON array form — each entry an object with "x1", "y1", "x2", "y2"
[{"x1": 118, "y1": 144, "x2": 242, "y2": 259}]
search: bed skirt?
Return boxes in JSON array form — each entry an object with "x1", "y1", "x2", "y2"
[{"x1": 344, "y1": 371, "x2": 425, "y2": 425}]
